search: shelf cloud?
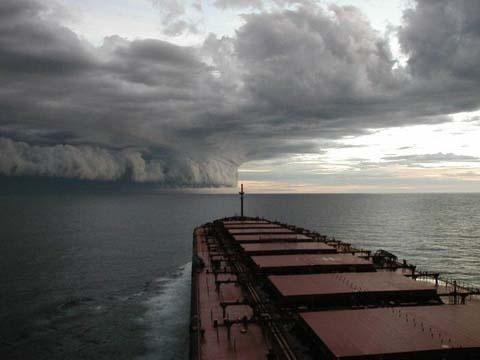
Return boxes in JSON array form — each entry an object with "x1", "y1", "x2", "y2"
[
  {"x1": 1, "y1": 0, "x2": 479, "y2": 186},
  {"x1": 0, "y1": 138, "x2": 237, "y2": 185}
]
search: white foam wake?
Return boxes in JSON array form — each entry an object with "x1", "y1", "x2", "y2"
[{"x1": 139, "y1": 263, "x2": 192, "y2": 360}]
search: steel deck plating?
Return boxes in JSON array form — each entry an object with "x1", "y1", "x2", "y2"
[{"x1": 190, "y1": 216, "x2": 480, "y2": 360}]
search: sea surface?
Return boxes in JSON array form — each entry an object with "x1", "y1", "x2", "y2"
[{"x1": 1, "y1": 192, "x2": 479, "y2": 359}]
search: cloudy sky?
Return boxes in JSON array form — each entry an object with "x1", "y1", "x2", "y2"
[{"x1": 1, "y1": 0, "x2": 480, "y2": 192}]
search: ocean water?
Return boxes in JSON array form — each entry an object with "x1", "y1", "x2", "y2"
[{"x1": 1, "y1": 192, "x2": 479, "y2": 359}]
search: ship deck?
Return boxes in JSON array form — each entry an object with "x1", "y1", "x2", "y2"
[
  {"x1": 240, "y1": 242, "x2": 337, "y2": 256},
  {"x1": 190, "y1": 217, "x2": 480, "y2": 360},
  {"x1": 300, "y1": 304, "x2": 480, "y2": 359},
  {"x1": 232, "y1": 233, "x2": 313, "y2": 243},
  {"x1": 251, "y1": 253, "x2": 375, "y2": 274},
  {"x1": 191, "y1": 227, "x2": 271, "y2": 359},
  {"x1": 268, "y1": 272, "x2": 439, "y2": 306}
]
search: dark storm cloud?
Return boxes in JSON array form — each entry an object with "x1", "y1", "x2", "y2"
[
  {"x1": 397, "y1": 0, "x2": 480, "y2": 114},
  {"x1": 399, "y1": 0, "x2": 480, "y2": 80},
  {"x1": 1, "y1": 0, "x2": 480, "y2": 185},
  {"x1": 235, "y1": 6, "x2": 398, "y2": 113},
  {"x1": 0, "y1": 138, "x2": 238, "y2": 185},
  {"x1": 0, "y1": 1, "x2": 94, "y2": 76},
  {"x1": 0, "y1": 0, "x2": 238, "y2": 185},
  {"x1": 230, "y1": 3, "x2": 480, "y2": 130}
]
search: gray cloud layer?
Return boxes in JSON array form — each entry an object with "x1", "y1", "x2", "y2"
[
  {"x1": 0, "y1": 138, "x2": 237, "y2": 185},
  {"x1": 383, "y1": 153, "x2": 480, "y2": 166},
  {"x1": 1, "y1": 0, "x2": 479, "y2": 185}
]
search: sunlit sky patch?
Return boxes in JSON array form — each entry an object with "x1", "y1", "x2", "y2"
[
  {"x1": 239, "y1": 110, "x2": 480, "y2": 192},
  {"x1": 57, "y1": 0, "x2": 409, "y2": 47}
]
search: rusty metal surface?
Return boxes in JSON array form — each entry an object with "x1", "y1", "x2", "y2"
[
  {"x1": 193, "y1": 217, "x2": 480, "y2": 360},
  {"x1": 233, "y1": 233, "x2": 312, "y2": 243},
  {"x1": 252, "y1": 254, "x2": 375, "y2": 274},
  {"x1": 301, "y1": 305, "x2": 480, "y2": 359},
  {"x1": 270, "y1": 272, "x2": 436, "y2": 296},
  {"x1": 224, "y1": 223, "x2": 282, "y2": 229},
  {"x1": 269, "y1": 272, "x2": 438, "y2": 305},
  {"x1": 222, "y1": 220, "x2": 269, "y2": 225},
  {"x1": 241, "y1": 242, "x2": 336, "y2": 255},
  {"x1": 192, "y1": 228, "x2": 270, "y2": 360},
  {"x1": 228, "y1": 228, "x2": 294, "y2": 235}
]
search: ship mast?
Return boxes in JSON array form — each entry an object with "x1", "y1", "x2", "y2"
[{"x1": 239, "y1": 183, "x2": 245, "y2": 218}]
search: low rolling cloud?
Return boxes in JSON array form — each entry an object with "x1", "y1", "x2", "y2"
[{"x1": 1, "y1": 0, "x2": 480, "y2": 187}]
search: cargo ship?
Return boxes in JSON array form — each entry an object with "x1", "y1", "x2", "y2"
[{"x1": 190, "y1": 186, "x2": 480, "y2": 359}]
